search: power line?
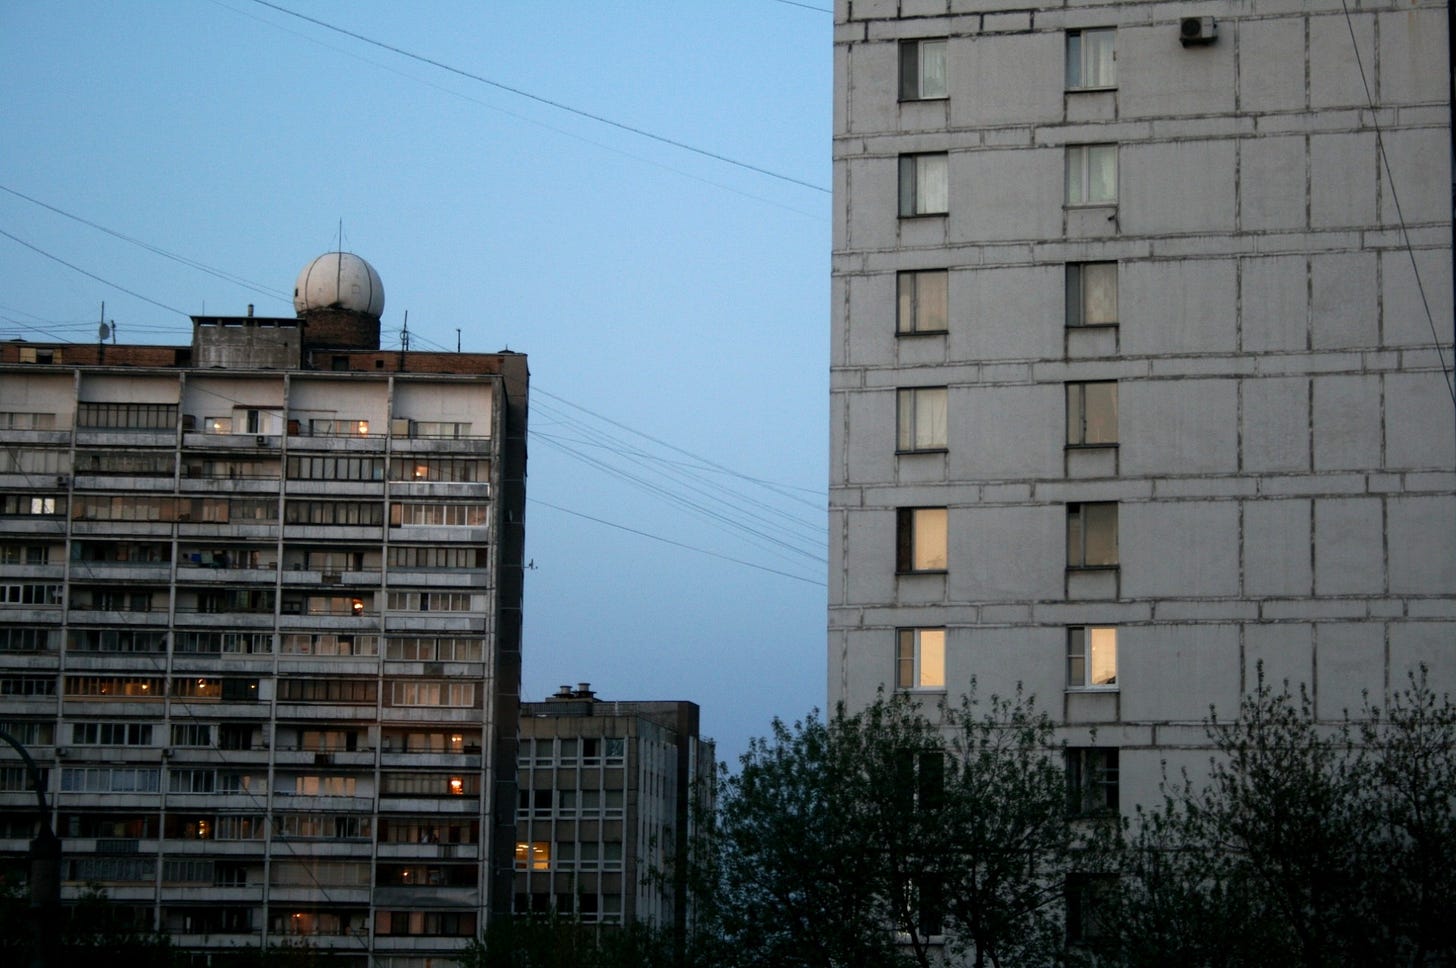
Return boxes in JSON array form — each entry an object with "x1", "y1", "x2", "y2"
[
  {"x1": 529, "y1": 497, "x2": 826, "y2": 587},
  {"x1": 1339, "y1": 0, "x2": 1454, "y2": 406},
  {"x1": 0, "y1": 227, "x2": 191, "y2": 319},
  {"x1": 246, "y1": 0, "x2": 829, "y2": 194},
  {"x1": 0, "y1": 184, "x2": 290, "y2": 304}
]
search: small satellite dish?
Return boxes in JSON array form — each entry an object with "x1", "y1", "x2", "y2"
[{"x1": 98, "y1": 322, "x2": 111, "y2": 341}]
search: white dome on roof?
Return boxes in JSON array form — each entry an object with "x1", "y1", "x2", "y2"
[{"x1": 293, "y1": 252, "x2": 385, "y2": 317}]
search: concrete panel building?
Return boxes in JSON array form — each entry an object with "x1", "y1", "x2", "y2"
[
  {"x1": 830, "y1": 0, "x2": 1454, "y2": 819},
  {"x1": 515, "y1": 685, "x2": 713, "y2": 946},
  {"x1": 0, "y1": 252, "x2": 528, "y2": 966}
]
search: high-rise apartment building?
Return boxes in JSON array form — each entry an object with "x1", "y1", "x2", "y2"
[
  {"x1": 0, "y1": 252, "x2": 527, "y2": 967},
  {"x1": 515, "y1": 685, "x2": 712, "y2": 945},
  {"x1": 830, "y1": 0, "x2": 1455, "y2": 815}
]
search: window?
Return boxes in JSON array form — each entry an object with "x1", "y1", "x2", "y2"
[
  {"x1": 1066, "y1": 382, "x2": 1117, "y2": 446},
  {"x1": 897, "y1": 270, "x2": 949, "y2": 335},
  {"x1": 1066, "y1": 263, "x2": 1118, "y2": 327},
  {"x1": 897, "y1": 387, "x2": 948, "y2": 452},
  {"x1": 899, "y1": 153, "x2": 949, "y2": 216},
  {"x1": 1066, "y1": 873, "x2": 1117, "y2": 947},
  {"x1": 514, "y1": 841, "x2": 551, "y2": 871},
  {"x1": 72, "y1": 722, "x2": 152, "y2": 746},
  {"x1": 900, "y1": 38, "x2": 947, "y2": 100},
  {"x1": 1067, "y1": 503, "x2": 1117, "y2": 568},
  {"x1": 897, "y1": 628, "x2": 946, "y2": 690},
  {"x1": 897, "y1": 508, "x2": 948, "y2": 573},
  {"x1": 1065, "y1": 144, "x2": 1116, "y2": 205},
  {"x1": 1066, "y1": 748, "x2": 1119, "y2": 815},
  {"x1": 1067, "y1": 627, "x2": 1118, "y2": 689},
  {"x1": 1066, "y1": 28, "x2": 1116, "y2": 89}
]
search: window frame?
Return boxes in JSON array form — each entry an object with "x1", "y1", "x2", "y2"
[
  {"x1": 1067, "y1": 626, "x2": 1118, "y2": 690},
  {"x1": 896, "y1": 269, "x2": 949, "y2": 336},
  {"x1": 896, "y1": 507, "x2": 949, "y2": 574},
  {"x1": 896, "y1": 386, "x2": 949, "y2": 453},
  {"x1": 1065, "y1": 144, "x2": 1117, "y2": 207},
  {"x1": 896, "y1": 628, "x2": 947, "y2": 691},
  {"x1": 1066, "y1": 382, "x2": 1118, "y2": 448},
  {"x1": 899, "y1": 153, "x2": 949, "y2": 217},
  {"x1": 1065, "y1": 28, "x2": 1116, "y2": 90},
  {"x1": 1066, "y1": 747, "x2": 1120, "y2": 816},
  {"x1": 899, "y1": 38, "x2": 948, "y2": 101},
  {"x1": 1065, "y1": 262, "x2": 1118, "y2": 328},
  {"x1": 1066, "y1": 502, "x2": 1118, "y2": 570}
]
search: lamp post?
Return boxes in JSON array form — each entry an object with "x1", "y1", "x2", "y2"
[{"x1": 0, "y1": 728, "x2": 60, "y2": 968}]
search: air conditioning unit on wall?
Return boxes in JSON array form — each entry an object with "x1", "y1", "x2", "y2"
[{"x1": 1180, "y1": 16, "x2": 1217, "y2": 47}]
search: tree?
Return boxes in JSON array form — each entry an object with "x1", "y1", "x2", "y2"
[
  {"x1": 939, "y1": 689, "x2": 1106, "y2": 968},
  {"x1": 1117, "y1": 666, "x2": 1456, "y2": 968},
  {"x1": 711, "y1": 706, "x2": 910, "y2": 968},
  {"x1": 707, "y1": 688, "x2": 1092, "y2": 968}
]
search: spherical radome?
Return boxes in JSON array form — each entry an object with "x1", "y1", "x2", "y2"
[{"x1": 293, "y1": 252, "x2": 385, "y2": 317}]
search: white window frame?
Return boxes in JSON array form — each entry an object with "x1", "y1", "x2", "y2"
[
  {"x1": 1065, "y1": 144, "x2": 1117, "y2": 206},
  {"x1": 899, "y1": 153, "x2": 949, "y2": 216},
  {"x1": 897, "y1": 387, "x2": 949, "y2": 452},
  {"x1": 900, "y1": 38, "x2": 948, "y2": 100},
  {"x1": 1066, "y1": 28, "x2": 1116, "y2": 89},
  {"x1": 1067, "y1": 626, "x2": 1118, "y2": 690},
  {"x1": 897, "y1": 628, "x2": 946, "y2": 691}
]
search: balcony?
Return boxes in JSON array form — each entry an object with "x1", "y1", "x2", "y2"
[
  {"x1": 176, "y1": 564, "x2": 278, "y2": 585},
  {"x1": 180, "y1": 432, "x2": 281, "y2": 452},
  {"x1": 74, "y1": 429, "x2": 175, "y2": 448},
  {"x1": 388, "y1": 480, "x2": 490, "y2": 500},
  {"x1": 379, "y1": 752, "x2": 481, "y2": 771},
  {"x1": 171, "y1": 611, "x2": 275, "y2": 629},
  {"x1": 389, "y1": 436, "x2": 492, "y2": 456},
  {"x1": 73, "y1": 474, "x2": 175, "y2": 493},
  {"x1": 375, "y1": 842, "x2": 480, "y2": 861},
  {"x1": 67, "y1": 562, "x2": 171, "y2": 583}
]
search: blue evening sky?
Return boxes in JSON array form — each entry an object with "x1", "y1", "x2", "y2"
[{"x1": 0, "y1": 1, "x2": 832, "y2": 765}]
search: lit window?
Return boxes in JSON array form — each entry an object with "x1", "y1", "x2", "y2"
[
  {"x1": 514, "y1": 841, "x2": 550, "y2": 871},
  {"x1": 1067, "y1": 627, "x2": 1117, "y2": 689},
  {"x1": 1066, "y1": 382, "x2": 1117, "y2": 446},
  {"x1": 897, "y1": 387, "x2": 948, "y2": 452},
  {"x1": 448, "y1": 776, "x2": 464, "y2": 796},
  {"x1": 1066, "y1": 28, "x2": 1116, "y2": 89},
  {"x1": 897, "y1": 270, "x2": 949, "y2": 335},
  {"x1": 1066, "y1": 748, "x2": 1119, "y2": 815},
  {"x1": 897, "y1": 628, "x2": 946, "y2": 690},
  {"x1": 899, "y1": 153, "x2": 949, "y2": 216},
  {"x1": 1066, "y1": 144, "x2": 1117, "y2": 206},
  {"x1": 897, "y1": 508, "x2": 948, "y2": 573},
  {"x1": 1066, "y1": 263, "x2": 1118, "y2": 327},
  {"x1": 900, "y1": 38, "x2": 947, "y2": 100},
  {"x1": 1067, "y1": 503, "x2": 1118, "y2": 568}
]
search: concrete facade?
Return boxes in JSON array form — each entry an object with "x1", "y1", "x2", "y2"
[
  {"x1": 515, "y1": 687, "x2": 713, "y2": 945},
  {"x1": 0, "y1": 289, "x2": 528, "y2": 966},
  {"x1": 830, "y1": 0, "x2": 1455, "y2": 815}
]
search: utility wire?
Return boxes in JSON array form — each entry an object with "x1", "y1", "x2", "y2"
[
  {"x1": 246, "y1": 0, "x2": 829, "y2": 194},
  {"x1": 529, "y1": 497, "x2": 825, "y2": 587},
  {"x1": 0, "y1": 184, "x2": 290, "y2": 305},
  {"x1": 1340, "y1": 0, "x2": 1454, "y2": 405},
  {"x1": 0, "y1": 227, "x2": 191, "y2": 319}
]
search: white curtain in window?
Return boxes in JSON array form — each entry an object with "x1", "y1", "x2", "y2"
[
  {"x1": 1085, "y1": 30, "x2": 1115, "y2": 86},
  {"x1": 917, "y1": 154, "x2": 949, "y2": 213}
]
